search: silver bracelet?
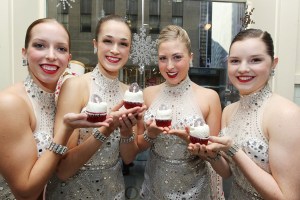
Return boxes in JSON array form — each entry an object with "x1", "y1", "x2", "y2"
[
  {"x1": 47, "y1": 141, "x2": 68, "y2": 155},
  {"x1": 120, "y1": 132, "x2": 135, "y2": 144},
  {"x1": 92, "y1": 129, "x2": 108, "y2": 143},
  {"x1": 143, "y1": 131, "x2": 156, "y2": 144},
  {"x1": 226, "y1": 143, "x2": 240, "y2": 157}
]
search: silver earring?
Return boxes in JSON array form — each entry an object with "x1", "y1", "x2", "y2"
[
  {"x1": 270, "y1": 68, "x2": 275, "y2": 76},
  {"x1": 189, "y1": 60, "x2": 193, "y2": 68},
  {"x1": 22, "y1": 58, "x2": 28, "y2": 66},
  {"x1": 94, "y1": 47, "x2": 97, "y2": 54},
  {"x1": 67, "y1": 63, "x2": 71, "y2": 69}
]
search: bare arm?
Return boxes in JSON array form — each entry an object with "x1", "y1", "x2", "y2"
[
  {"x1": 55, "y1": 77, "x2": 144, "y2": 180},
  {"x1": 208, "y1": 96, "x2": 300, "y2": 199},
  {"x1": 0, "y1": 91, "x2": 71, "y2": 200}
]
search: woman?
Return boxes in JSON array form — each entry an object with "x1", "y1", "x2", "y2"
[
  {"x1": 189, "y1": 29, "x2": 300, "y2": 199},
  {"x1": 45, "y1": 15, "x2": 145, "y2": 199},
  {"x1": 0, "y1": 18, "x2": 89, "y2": 200},
  {"x1": 137, "y1": 25, "x2": 223, "y2": 199}
]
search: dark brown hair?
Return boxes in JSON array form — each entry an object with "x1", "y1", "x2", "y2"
[
  {"x1": 24, "y1": 18, "x2": 71, "y2": 49},
  {"x1": 94, "y1": 14, "x2": 132, "y2": 42},
  {"x1": 229, "y1": 28, "x2": 274, "y2": 61}
]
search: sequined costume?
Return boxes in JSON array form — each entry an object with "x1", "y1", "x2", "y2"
[
  {"x1": 46, "y1": 66, "x2": 126, "y2": 200},
  {"x1": 221, "y1": 85, "x2": 272, "y2": 200},
  {"x1": 141, "y1": 77, "x2": 223, "y2": 200},
  {"x1": 0, "y1": 75, "x2": 56, "y2": 199}
]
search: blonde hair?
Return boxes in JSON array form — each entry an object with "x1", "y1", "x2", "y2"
[{"x1": 158, "y1": 25, "x2": 192, "y2": 55}]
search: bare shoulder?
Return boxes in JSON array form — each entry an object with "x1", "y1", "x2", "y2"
[
  {"x1": 143, "y1": 84, "x2": 163, "y2": 107},
  {"x1": 0, "y1": 83, "x2": 29, "y2": 114},
  {"x1": 0, "y1": 84, "x2": 31, "y2": 136},
  {"x1": 266, "y1": 94, "x2": 300, "y2": 118},
  {"x1": 193, "y1": 83, "x2": 220, "y2": 104},
  {"x1": 192, "y1": 83, "x2": 219, "y2": 99},
  {"x1": 60, "y1": 72, "x2": 91, "y2": 102}
]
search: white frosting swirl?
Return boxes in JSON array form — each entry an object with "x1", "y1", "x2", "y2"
[
  {"x1": 124, "y1": 90, "x2": 144, "y2": 103},
  {"x1": 190, "y1": 124, "x2": 210, "y2": 138},
  {"x1": 156, "y1": 109, "x2": 172, "y2": 120},
  {"x1": 86, "y1": 102, "x2": 107, "y2": 113}
]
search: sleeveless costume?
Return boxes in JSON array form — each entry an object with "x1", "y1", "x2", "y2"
[
  {"x1": 141, "y1": 77, "x2": 224, "y2": 200},
  {"x1": 0, "y1": 75, "x2": 55, "y2": 199},
  {"x1": 221, "y1": 85, "x2": 272, "y2": 200},
  {"x1": 46, "y1": 66, "x2": 126, "y2": 199}
]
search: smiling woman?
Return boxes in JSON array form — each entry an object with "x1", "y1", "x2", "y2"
[{"x1": 0, "y1": 18, "x2": 72, "y2": 200}]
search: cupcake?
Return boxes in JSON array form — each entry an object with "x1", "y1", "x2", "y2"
[
  {"x1": 189, "y1": 118, "x2": 210, "y2": 145},
  {"x1": 124, "y1": 82, "x2": 144, "y2": 109},
  {"x1": 155, "y1": 104, "x2": 172, "y2": 127},
  {"x1": 85, "y1": 95, "x2": 107, "y2": 123}
]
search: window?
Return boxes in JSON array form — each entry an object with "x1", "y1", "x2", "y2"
[{"x1": 80, "y1": 0, "x2": 91, "y2": 32}]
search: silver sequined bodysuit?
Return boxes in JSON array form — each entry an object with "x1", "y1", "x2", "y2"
[
  {"x1": 46, "y1": 67, "x2": 126, "y2": 200},
  {"x1": 222, "y1": 85, "x2": 272, "y2": 200},
  {"x1": 141, "y1": 77, "x2": 214, "y2": 200},
  {"x1": 0, "y1": 75, "x2": 56, "y2": 199}
]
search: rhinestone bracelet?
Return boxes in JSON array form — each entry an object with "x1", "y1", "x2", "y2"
[
  {"x1": 47, "y1": 141, "x2": 68, "y2": 155},
  {"x1": 92, "y1": 129, "x2": 108, "y2": 143},
  {"x1": 226, "y1": 143, "x2": 240, "y2": 157},
  {"x1": 120, "y1": 132, "x2": 136, "y2": 144},
  {"x1": 143, "y1": 131, "x2": 156, "y2": 144}
]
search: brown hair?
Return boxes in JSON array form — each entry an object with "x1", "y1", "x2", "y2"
[
  {"x1": 24, "y1": 18, "x2": 71, "y2": 49},
  {"x1": 95, "y1": 14, "x2": 132, "y2": 42},
  {"x1": 229, "y1": 28, "x2": 274, "y2": 61},
  {"x1": 158, "y1": 25, "x2": 192, "y2": 55}
]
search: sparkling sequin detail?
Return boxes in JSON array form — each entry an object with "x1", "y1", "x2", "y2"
[
  {"x1": 0, "y1": 75, "x2": 56, "y2": 200},
  {"x1": 223, "y1": 85, "x2": 272, "y2": 200},
  {"x1": 141, "y1": 77, "x2": 223, "y2": 200},
  {"x1": 46, "y1": 66, "x2": 126, "y2": 199}
]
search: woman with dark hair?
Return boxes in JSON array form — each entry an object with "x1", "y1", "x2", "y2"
[
  {"x1": 0, "y1": 18, "x2": 77, "y2": 199},
  {"x1": 45, "y1": 15, "x2": 145, "y2": 199},
  {"x1": 189, "y1": 28, "x2": 300, "y2": 199}
]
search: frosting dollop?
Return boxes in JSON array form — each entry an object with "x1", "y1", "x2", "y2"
[
  {"x1": 86, "y1": 102, "x2": 107, "y2": 113},
  {"x1": 190, "y1": 124, "x2": 210, "y2": 138}
]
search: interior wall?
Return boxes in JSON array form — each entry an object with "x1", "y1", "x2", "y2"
[
  {"x1": 249, "y1": 0, "x2": 300, "y2": 101},
  {"x1": 0, "y1": 0, "x2": 46, "y2": 90}
]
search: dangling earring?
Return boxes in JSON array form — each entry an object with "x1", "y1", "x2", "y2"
[
  {"x1": 189, "y1": 60, "x2": 193, "y2": 68},
  {"x1": 270, "y1": 68, "x2": 275, "y2": 76},
  {"x1": 94, "y1": 47, "x2": 97, "y2": 54},
  {"x1": 67, "y1": 63, "x2": 71, "y2": 69},
  {"x1": 22, "y1": 58, "x2": 28, "y2": 66}
]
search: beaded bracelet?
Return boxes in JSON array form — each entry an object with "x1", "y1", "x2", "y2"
[
  {"x1": 120, "y1": 131, "x2": 136, "y2": 144},
  {"x1": 226, "y1": 143, "x2": 240, "y2": 157},
  {"x1": 143, "y1": 131, "x2": 156, "y2": 144},
  {"x1": 47, "y1": 141, "x2": 68, "y2": 155},
  {"x1": 92, "y1": 129, "x2": 108, "y2": 143}
]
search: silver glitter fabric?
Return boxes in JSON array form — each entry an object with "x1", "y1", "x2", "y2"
[
  {"x1": 141, "y1": 77, "x2": 219, "y2": 200},
  {"x1": 46, "y1": 66, "x2": 126, "y2": 199},
  {"x1": 222, "y1": 85, "x2": 272, "y2": 200},
  {"x1": 0, "y1": 75, "x2": 56, "y2": 199}
]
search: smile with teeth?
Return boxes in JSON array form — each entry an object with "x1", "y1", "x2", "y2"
[
  {"x1": 167, "y1": 72, "x2": 178, "y2": 77},
  {"x1": 106, "y1": 56, "x2": 120, "y2": 63},
  {"x1": 238, "y1": 76, "x2": 254, "y2": 81},
  {"x1": 41, "y1": 65, "x2": 58, "y2": 71}
]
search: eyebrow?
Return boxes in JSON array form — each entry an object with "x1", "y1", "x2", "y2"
[{"x1": 104, "y1": 35, "x2": 129, "y2": 41}]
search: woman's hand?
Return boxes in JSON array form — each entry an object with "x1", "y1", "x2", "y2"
[
  {"x1": 63, "y1": 112, "x2": 112, "y2": 131},
  {"x1": 206, "y1": 135, "x2": 235, "y2": 153},
  {"x1": 144, "y1": 119, "x2": 165, "y2": 139},
  {"x1": 167, "y1": 126, "x2": 190, "y2": 143}
]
